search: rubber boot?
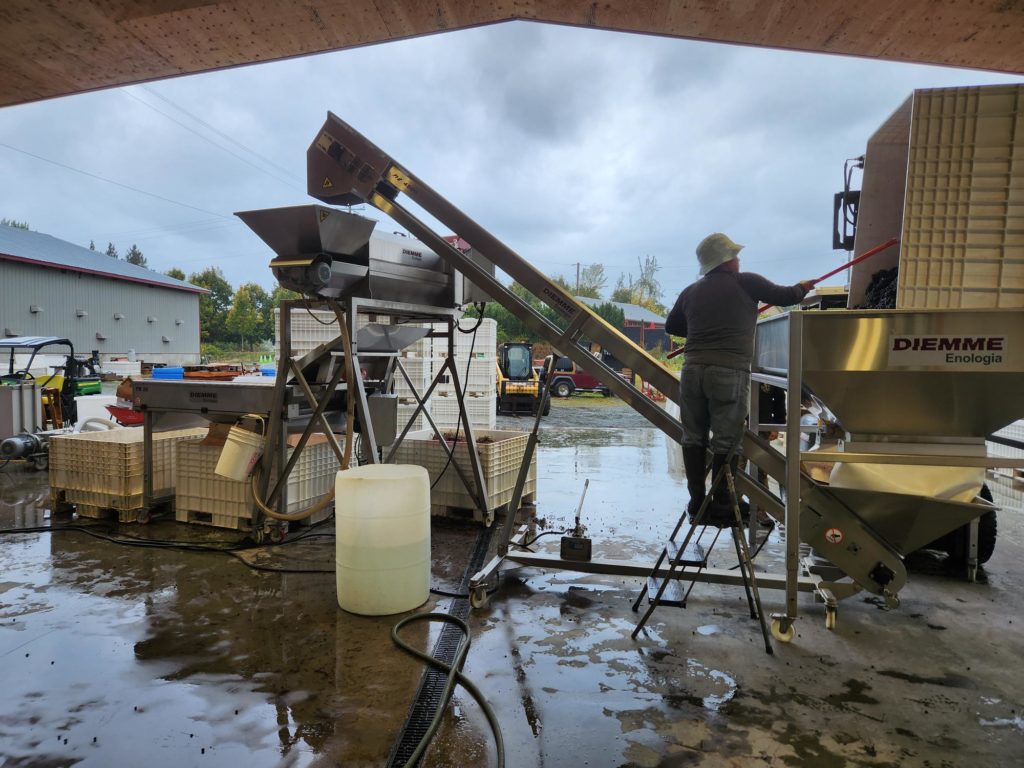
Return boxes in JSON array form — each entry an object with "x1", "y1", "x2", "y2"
[
  {"x1": 681, "y1": 446, "x2": 707, "y2": 521},
  {"x1": 708, "y1": 454, "x2": 750, "y2": 526},
  {"x1": 706, "y1": 454, "x2": 737, "y2": 526}
]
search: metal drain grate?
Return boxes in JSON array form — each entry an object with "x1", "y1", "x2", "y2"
[{"x1": 385, "y1": 523, "x2": 495, "y2": 767}]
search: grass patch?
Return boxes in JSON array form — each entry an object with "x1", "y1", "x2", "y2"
[{"x1": 550, "y1": 394, "x2": 623, "y2": 408}]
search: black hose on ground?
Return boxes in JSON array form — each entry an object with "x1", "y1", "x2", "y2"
[{"x1": 390, "y1": 612, "x2": 504, "y2": 768}]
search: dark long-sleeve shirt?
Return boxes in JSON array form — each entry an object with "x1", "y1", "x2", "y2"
[{"x1": 665, "y1": 271, "x2": 807, "y2": 371}]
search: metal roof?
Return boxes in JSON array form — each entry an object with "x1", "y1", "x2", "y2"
[
  {"x1": 575, "y1": 296, "x2": 666, "y2": 325},
  {"x1": 0, "y1": 336, "x2": 71, "y2": 350},
  {"x1": 0, "y1": 225, "x2": 206, "y2": 294}
]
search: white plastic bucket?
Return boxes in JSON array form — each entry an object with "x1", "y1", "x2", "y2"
[
  {"x1": 214, "y1": 425, "x2": 265, "y2": 481},
  {"x1": 335, "y1": 464, "x2": 430, "y2": 616}
]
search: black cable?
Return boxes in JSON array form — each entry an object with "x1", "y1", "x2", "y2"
[
  {"x1": 516, "y1": 528, "x2": 571, "y2": 549},
  {"x1": 728, "y1": 520, "x2": 776, "y2": 570},
  {"x1": 303, "y1": 300, "x2": 339, "y2": 326},
  {"x1": 391, "y1": 613, "x2": 505, "y2": 768}
]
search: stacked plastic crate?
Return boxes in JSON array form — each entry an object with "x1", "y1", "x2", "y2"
[
  {"x1": 273, "y1": 307, "x2": 378, "y2": 361},
  {"x1": 49, "y1": 427, "x2": 206, "y2": 522},
  {"x1": 431, "y1": 318, "x2": 497, "y2": 430},
  {"x1": 390, "y1": 428, "x2": 536, "y2": 517},
  {"x1": 175, "y1": 436, "x2": 340, "y2": 530},
  {"x1": 393, "y1": 339, "x2": 433, "y2": 434}
]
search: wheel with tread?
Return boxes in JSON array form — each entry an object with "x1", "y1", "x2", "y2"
[
  {"x1": 136, "y1": 508, "x2": 150, "y2": 525},
  {"x1": 30, "y1": 455, "x2": 48, "y2": 472},
  {"x1": 252, "y1": 527, "x2": 266, "y2": 545},
  {"x1": 771, "y1": 618, "x2": 795, "y2": 643},
  {"x1": 268, "y1": 526, "x2": 287, "y2": 545},
  {"x1": 469, "y1": 587, "x2": 488, "y2": 609},
  {"x1": 553, "y1": 380, "x2": 573, "y2": 398},
  {"x1": 542, "y1": 397, "x2": 551, "y2": 416}
]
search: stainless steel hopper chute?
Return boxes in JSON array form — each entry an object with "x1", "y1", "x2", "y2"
[{"x1": 236, "y1": 204, "x2": 491, "y2": 307}]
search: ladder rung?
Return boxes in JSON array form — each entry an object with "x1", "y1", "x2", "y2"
[
  {"x1": 666, "y1": 540, "x2": 707, "y2": 567},
  {"x1": 647, "y1": 577, "x2": 688, "y2": 607}
]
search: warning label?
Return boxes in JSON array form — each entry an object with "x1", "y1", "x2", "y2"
[
  {"x1": 824, "y1": 527, "x2": 844, "y2": 545},
  {"x1": 322, "y1": 177, "x2": 334, "y2": 189},
  {"x1": 319, "y1": 209, "x2": 330, "y2": 222}
]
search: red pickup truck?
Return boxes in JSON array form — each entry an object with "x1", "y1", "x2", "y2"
[{"x1": 543, "y1": 355, "x2": 611, "y2": 397}]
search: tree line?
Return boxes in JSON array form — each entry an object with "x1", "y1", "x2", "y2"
[{"x1": 163, "y1": 266, "x2": 298, "y2": 350}]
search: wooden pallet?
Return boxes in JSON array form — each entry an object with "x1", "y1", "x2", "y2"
[
  {"x1": 74, "y1": 503, "x2": 148, "y2": 524},
  {"x1": 175, "y1": 508, "x2": 253, "y2": 531}
]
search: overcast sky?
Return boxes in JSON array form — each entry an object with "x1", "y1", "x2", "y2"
[{"x1": 1, "y1": 21, "x2": 1020, "y2": 304}]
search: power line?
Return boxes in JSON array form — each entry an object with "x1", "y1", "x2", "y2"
[
  {"x1": 0, "y1": 142, "x2": 233, "y2": 219},
  {"x1": 140, "y1": 85, "x2": 303, "y2": 183},
  {"x1": 122, "y1": 89, "x2": 304, "y2": 192}
]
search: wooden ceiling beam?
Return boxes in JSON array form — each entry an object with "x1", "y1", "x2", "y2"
[{"x1": 0, "y1": 1, "x2": 1021, "y2": 108}]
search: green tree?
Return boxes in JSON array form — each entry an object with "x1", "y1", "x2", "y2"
[
  {"x1": 593, "y1": 301, "x2": 625, "y2": 329},
  {"x1": 125, "y1": 244, "x2": 147, "y2": 267},
  {"x1": 189, "y1": 267, "x2": 233, "y2": 343},
  {"x1": 89, "y1": 240, "x2": 96, "y2": 250},
  {"x1": 165, "y1": 267, "x2": 186, "y2": 281},
  {"x1": 610, "y1": 255, "x2": 665, "y2": 314},
  {"x1": 226, "y1": 284, "x2": 264, "y2": 349},
  {"x1": 105, "y1": 242, "x2": 119, "y2": 259},
  {"x1": 577, "y1": 264, "x2": 607, "y2": 299},
  {"x1": 270, "y1": 285, "x2": 301, "y2": 307},
  {"x1": 1, "y1": 218, "x2": 29, "y2": 229},
  {"x1": 241, "y1": 283, "x2": 272, "y2": 341}
]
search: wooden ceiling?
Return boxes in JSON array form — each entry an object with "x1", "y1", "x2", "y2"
[{"x1": 2, "y1": 1, "x2": 1022, "y2": 108}]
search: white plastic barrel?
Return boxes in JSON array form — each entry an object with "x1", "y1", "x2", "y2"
[
  {"x1": 335, "y1": 464, "x2": 430, "y2": 616},
  {"x1": 214, "y1": 426, "x2": 264, "y2": 481}
]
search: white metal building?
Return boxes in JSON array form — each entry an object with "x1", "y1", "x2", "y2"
[{"x1": 0, "y1": 224, "x2": 204, "y2": 365}]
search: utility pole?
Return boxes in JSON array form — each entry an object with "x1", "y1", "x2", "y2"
[{"x1": 575, "y1": 262, "x2": 580, "y2": 294}]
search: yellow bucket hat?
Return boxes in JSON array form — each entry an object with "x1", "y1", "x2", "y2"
[{"x1": 696, "y1": 233, "x2": 744, "y2": 276}]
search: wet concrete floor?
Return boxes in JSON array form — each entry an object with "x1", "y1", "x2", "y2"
[{"x1": 1, "y1": 401, "x2": 1022, "y2": 767}]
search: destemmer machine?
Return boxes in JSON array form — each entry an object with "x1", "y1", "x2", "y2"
[{"x1": 301, "y1": 111, "x2": 1024, "y2": 638}]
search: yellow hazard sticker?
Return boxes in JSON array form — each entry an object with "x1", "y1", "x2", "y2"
[
  {"x1": 322, "y1": 177, "x2": 333, "y2": 189},
  {"x1": 319, "y1": 209, "x2": 330, "y2": 222}
]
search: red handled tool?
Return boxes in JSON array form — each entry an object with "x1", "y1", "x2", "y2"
[{"x1": 665, "y1": 237, "x2": 899, "y2": 360}]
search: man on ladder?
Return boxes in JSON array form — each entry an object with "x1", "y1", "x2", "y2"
[{"x1": 665, "y1": 233, "x2": 812, "y2": 524}]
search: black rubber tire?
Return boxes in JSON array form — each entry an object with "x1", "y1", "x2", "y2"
[
  {"x1": 553, "y1": 380, "x2": 573, "y2": 398},
  {"x1": 542, "y1": 398, "x2": 551, "y2": 416}
]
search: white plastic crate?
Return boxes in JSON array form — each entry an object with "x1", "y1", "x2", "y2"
[
  {"x1": 273, "y1": 308, "x2": 379, "y2": 360},
  {"x1": 49, "y1": 427, "x2": 206, "y2": 510},
  {"x1": 430, "y1": 393, "x2": 497, "y2": 430},
  {"x1": 397, "y1": 401, "x2": 432, "y2": 436},
  {"x1": 898, "y1": 84, "x2": 1024, "y2": 309},
  {"x1": 175, "y1": 438, "x2": 339, "y2": 528},
  {"x1": 394, "y1": 357, "x2": 437, "y2": 399},
  {"x1": 433, "y1": 356, "x2": 497, "y2": 396},
  {"x1": 390, "y1": 428, "x2": 536, "y2": 513}
]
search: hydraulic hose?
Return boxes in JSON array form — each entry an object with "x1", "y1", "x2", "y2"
[
  {"x1": 252, "y1": 302, "x2": 355, "y2": 522},
  {"x1": 391, "y1": 612, "x2": 505, "y2": 768}
]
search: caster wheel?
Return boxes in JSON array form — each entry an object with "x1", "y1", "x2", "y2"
[
  {"x1": 771, "y1": 618, "x2": 795, "y2": 643},
  {"x1": 268, "y1": 527, "x2": 287, "y2": 545},
  {"x1": 469, "y1": 587, "x2": 489, "y2": 610},
  {"x1": 825, "y1": 608, "x2": 837, "y2": 631},
  {"x1": 136, "y1": 509, "x2": 150, "y2": 525},
  {"x1": 252, "y1": 528, "x2": 266, "y2": 545}
]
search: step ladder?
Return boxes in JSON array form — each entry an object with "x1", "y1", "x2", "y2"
[{"x1": 631, "y1": 457, "x2": 774, "y2": 654}]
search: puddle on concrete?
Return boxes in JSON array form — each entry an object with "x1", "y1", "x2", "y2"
[{"x1": 3, "y1": 402, "x2": 1023, "y2": 766}]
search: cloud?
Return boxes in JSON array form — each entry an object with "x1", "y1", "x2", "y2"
[{"x1": 0, "y1": 21, "x2": 1019, "y2": 302}]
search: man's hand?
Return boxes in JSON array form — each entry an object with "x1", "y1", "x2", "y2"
[{"x1": 799, "y1": 279, "x2": 816, "y2": 293}]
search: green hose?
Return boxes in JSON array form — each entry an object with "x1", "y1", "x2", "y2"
[{"x1": 390, "y1": 612, "x2": 505, "y2": 767}]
